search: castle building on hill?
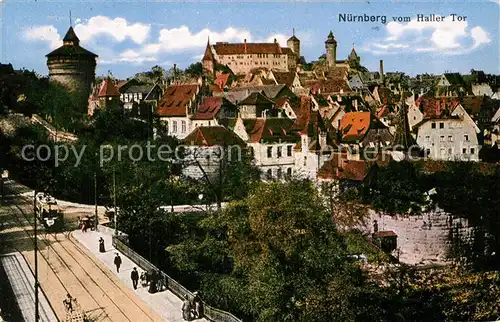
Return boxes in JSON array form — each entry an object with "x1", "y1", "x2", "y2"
[
  {"x1": 46, "y1": 26, "x2": 98, "y2": 111},
  {"x1": 202, "y1": 32, "x2": 300, "y2": 76}
]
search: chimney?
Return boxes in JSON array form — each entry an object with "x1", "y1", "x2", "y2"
[
  {"x1": 173, "y1": 63, "x2": 177, "y2": 84},
  {"x1": 380, "y1": 60, "x2": 385, "y2": 83},
  {"x1": 274, "y1": 38, "x2": 277, "y2": 44},
  {"x1": 244, "y1": 39, "x2": 247, "y2": 53}
]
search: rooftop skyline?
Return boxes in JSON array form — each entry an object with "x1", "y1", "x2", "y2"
[{"x1": 2, "y1": 0, "x2": 499, "y2": 78}]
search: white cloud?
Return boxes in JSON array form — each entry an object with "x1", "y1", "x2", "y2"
[
  {"x1": 22, "y1": 25, "x2": 61, "y2": 49},
  {"x1": 148, "y1": 25, "x2": 251, "y2": 54},
  {"x1": 362, "y1": 15, "x2": 491, "y2": 55},
  {"x1": 74, "y1": 16, "x2": 151, "y2": 44},
  {"x1": 100, "y1": 49, "x2": 157, "y2": 65}
]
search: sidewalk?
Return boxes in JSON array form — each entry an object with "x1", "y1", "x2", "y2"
[{"x1": 72, "y1": 228, "x2": 208, "y2": 322}]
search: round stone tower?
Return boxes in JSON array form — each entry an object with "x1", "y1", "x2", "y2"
[
  {"x1": 287, "y1": 29, "x2": 300, "y2": 58},
  {"x1": 325, "y1": 31, "x2": 337, "y2": 68},
  {"x1": 46, "y1": 26, "x2": 98, "y2": 111}
]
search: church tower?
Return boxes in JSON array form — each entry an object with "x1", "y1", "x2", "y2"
[
  {"x1": 325, "y1": 31, "x2": 337, "y2": 68},
  {"x1": 46, "y1": 26, "x2": 98, "y2": 112},
  {"x1": 202, "y1": 39, "x2": 215, "y2": 77},
  {"x1": 287, "y1": 29, "x2": 300, "y2": 58}
]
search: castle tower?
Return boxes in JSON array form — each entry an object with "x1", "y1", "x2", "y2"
[
  {"x1": 348, "y1": 44, "x2": 360, "y2": 65},
  {"x1": 46, "y1": 26, "x2": 98, "y2": 112},
  {"x1": 325, "y1": 31, "x2": 337, "y2": 68},
  {"x1": 201, "y1": 38, "x2": 215, "y2": 77},
  {"x1": 287, "y1": 28, "x2": 300, "y2": 58}
]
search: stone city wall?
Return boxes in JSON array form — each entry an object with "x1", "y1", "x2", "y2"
[{"x1": 357, "y1": 207, "x2": 473, "y2": 265}]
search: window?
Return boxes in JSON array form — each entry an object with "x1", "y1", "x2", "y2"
[
  {"x1": 440, "y1": 148, "x2": 446, "y2": 156},
  {"x1": 277, "y1": 146, "x2": 282, "y2": 158},
  {"x1": 464, "y1": 134, "x2": 469, "y2": 141},
  {"x1": 431, "y1": 122, "x2": 436, "y2": 129},
  {"x1": 277, "y1": 168, "x2": 282, "y2": 179},
  {"x1": 266, "y1": 169, "x2": 272, "y2": 180},
  {"x1": 267, "y1": 147, "x2": 272, "y2": 158},
  {"x1": 287, "y1": 168, "x2": 292, "y2": 177},
  {"x1": 181, "y1": 121, "x2": 186, "y2": 133},
  {"x1": 448, "y1": 136, "x2": 453, "y2": 142},
  {"x1": 439, "y1": 122, "x2": 444, "y2": 129},
  {"x1": 448, "y1": 148, "x2": 452, "y2": 154},
  {"x1": 471, "y1": 148, "x2": 475, "y2": 154},
  {"x1": 425, "y1": 135, "x2": 430, "y2": 142},
  {"x1": 463, "y1": 148, "x2": 467, "y2": 154},
  {"x1": 172, "y1": 121, "x2": 177, "y2": 133},
  {"x1": 440, "y1": 136, "x2": 445, "y2": 142},
  {"x1": 303, "y1": 156, "x2": 307, "y2": 166},
  {"x1": 139, "y1": 93, "x2": 143, "y2": 100},
  {"x1": 287, "y1": 145, "x2": 292, "y2": 156}
]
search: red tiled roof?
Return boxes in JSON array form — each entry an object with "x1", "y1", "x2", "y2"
[
  {"x1": 272, "y1": 71, "x2": 296, "y2": 86},
  {"x1": 116, "y1": 80, "x2": 128, "y2": 89},
  {"x1": 243, "y1": 118, "x2": 298, "y2": 143},
  {"x1": 191, "y1": 97, "x2": 224, "y2": 120},
  {"x1": 460, "y1": 96, "x2": 484, "y2": 116},
  {"x1": 215, "y1": 73, "x2": 230, "y2": 89},
  {"x1": 183, "y1": 126, "x2": 245, "y2": 146},
  {"x1": 210, "y1": 84, "x2": 224, "y2": 94},
  {"x1": 98, "y1": 78, "x2": 120, "y2": 97},
  {"x1": 317, "y1": 153, "x2": 373, "y2": 181},
  {"x1": 306, "y1": 79, "x2": 351, "y2": 95},
  {"x1": 213, "y1": 42, "x2": 283, "y2": 55},
  {"x1": 292, "y1": 96, "x2": 312, "y2": 132},
  {"x1": 417, "y1": 96, "x2": 460, "y2": 118},
  {"x1": 339, "y1": 112, "x2": 371, "y2": 141},
  {"x1": 274, "y1": 97, "x2": 289, "y2": 108},
  {"x1": 157, "y1": 84, "x2": 198, "y2": 117}
]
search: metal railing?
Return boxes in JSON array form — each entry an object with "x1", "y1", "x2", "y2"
[{"x1": 112, "y1": 235, "x2": 242, "y2": 322}]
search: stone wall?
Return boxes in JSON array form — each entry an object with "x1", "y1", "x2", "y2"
[
  {"x1": 47, "y1": 58, "x2": 96, "y2": 112},
  {"x1": 358, "y1": 207, "x2": 473, "y2": 265}
]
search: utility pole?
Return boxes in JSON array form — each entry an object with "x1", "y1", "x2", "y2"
[
  {"x1": 94, "y1": 173, "x2": 98, "y2": 231},
  {"x1": 33, "y1": 189, "x2": 39, "y2": 321},
  {"x1": 113, "y1": 170, "x2": 117, "y2": 234}
]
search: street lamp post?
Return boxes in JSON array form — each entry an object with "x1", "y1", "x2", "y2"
[
  {"x1": 33, "y1": 189, "x2": 39, "y2": 322},
  {"x1": 94, "y1": 173, "x2": 98, "y2": 231},
  {"x1": 113, "y1": 170, "x2": 117, "y2": 234}
]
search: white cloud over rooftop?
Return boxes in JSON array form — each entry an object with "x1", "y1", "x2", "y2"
[{"x1": 362, "y1": 15, "x2": 491, "y2": 55}]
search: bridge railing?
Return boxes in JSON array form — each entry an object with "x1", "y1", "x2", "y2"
[{"x1": 112, "y1": 235, "x2": 242, "y2": 322}]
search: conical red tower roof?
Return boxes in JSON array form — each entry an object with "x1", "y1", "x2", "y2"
[
  {"x1": 98, "y1": 77, "x2": 120, "y2": 97},
  {"x1": 202, "y1": 40, "x2": 214, "y2": 62}
]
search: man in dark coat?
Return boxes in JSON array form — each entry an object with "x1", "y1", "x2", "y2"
[
  {"x1": 114, "y1": 253, "x2": 122, "y2": 273},
  {"x1": 148, "y1": 270, "x2": 158, "y2": 293},
  {"x1": 130, "y1": 267, "x2": 139, "y2": 290}
]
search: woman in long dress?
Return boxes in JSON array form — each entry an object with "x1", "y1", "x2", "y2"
[{"x1": 99, "y1": 237, "x2": 105, "y2": 253}]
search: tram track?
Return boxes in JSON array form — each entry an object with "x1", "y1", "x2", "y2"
[{"x1": 4, "y1": 191, "x2": 160, "y2": 322}]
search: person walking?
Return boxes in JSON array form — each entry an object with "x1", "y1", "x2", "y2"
[
  {"x1": 181, "y1": 294, "x2": 192, "y2": 321},
  {"x1": 192, "y1": 291, "x2": 204, "y2": 318},
  {"x1": 114, "y1": 253, "x2": 122, "y2": 273},
  {"x1": 99, "y1": 237, "x2": 105, "y2": 253},
  {"x1": 63, "y1": 294, "x2": 73, "y2": 313},
  {"x1": 131, "y1": 267, "x2": 139, "y2": 290}
]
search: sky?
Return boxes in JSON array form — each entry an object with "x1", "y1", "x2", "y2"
[{"x1": 1, "y1": 0, "x2": 499, "y2": 79}]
